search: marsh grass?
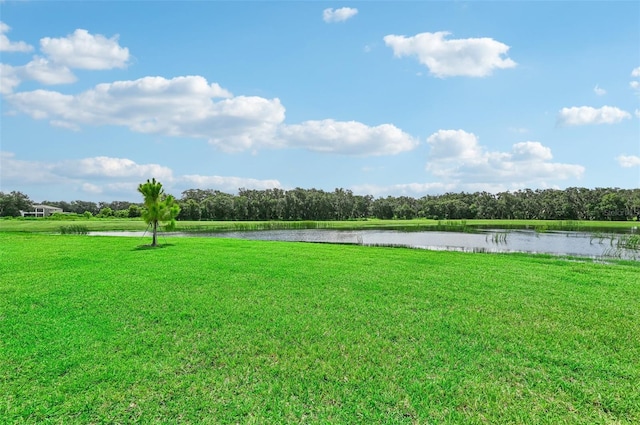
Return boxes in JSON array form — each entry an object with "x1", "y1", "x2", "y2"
[
  {"x1": 615, "y1": 234, "x2": 640, "y2": 250},
  {"x1": 1, "y1": 233, "x2": 639, "y2": 423},
  {"x1": 59, "y1": 224, "x2": 89, "y2": 235},
  {"x1": 487, "y1": 231, "x2": 509, "y2": 244},
  {"x1": 2, "y1": 217, "x2": 638, "y2": 234},
  {"x1": 180, "y1": 220, "x2": 329, "y2": 233}
]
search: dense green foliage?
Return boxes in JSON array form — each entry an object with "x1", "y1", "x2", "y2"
[
  {"x1": 177, "y1": 187, "x2": 640, "y2": 221},
  {"x1": 5, "y1": 187, "x2": 640, "y2": 221},
  {"x1": 0, "y1": 191, "x2": 33, "y2": 217},
  {"x1": 1, "y1": 233, "x2": 639, "y2": 423}
]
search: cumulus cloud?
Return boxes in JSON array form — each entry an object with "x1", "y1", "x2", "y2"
[
  {"x1": 557, "y1": 106, "x2": 631, "y2": 126},
  {"x1": 278, "y1": 119, "x2": 418, "y2": 156},
  {"x1": 1, "y1": 28, "x2": 130, "y2": 93},
  {"x1": 52, "y1": 157, "x2": 174, "y2": 181},
  {"x1": 351, "y1": 182, "x2": 455, "y2": 197},
  {"x1": 81, "y1": 182, "x2": 148, "y2": 196},
  {"x1": 180, "y1": 175, "x2": 282, "y2": 192},
  {"x1": 0, "y1": 63, "x2": 21, "y2": 94},
  {"x1": 383, "y1": 31, "x2": 516, "y2": 77},
  {"x1": 425, "y1": 129, "x2": 584, "y2": 186},
  {"x1": 510, "y1": 141, "x2": 553, "y2": 161},
  {"x1": 20, "y1": 56, "x2": 76, "y2": 85},
  {"x1": 0, "y1": 153, "x2": 174, "y2": 185},
  {"x1": 0, "y1": 21, "x2": 33, "y2": 52},
  {"x1": 0, "y1": 151, "x2": 63, "y2": 184},
  {"x1": 0, "y1": 151, "x2": 282, "y2": 199},
  {"x1": 593, "y1": 85, "x2": 606, "y2": 96},
  {"x1": 630, "y1": 67, "x2": 640, "y2": 94},
  {"x1": 39, "y1": 29, "x2": 130, "y2": 70},
  {"x1": 426, "y1": 129, "x2": 482, "y2": 159},
  {"x1": 617, "y1": 155, "x2": 640, "y2": 168},
  {"x1": 6, "y1": 75, "x2": 417, "y2": 156},
  {"x1": 5, "y1": 76, "x2": 284, "y2": 151},
  {"x1": 323, "y1": 7, "x2": 358, "y2": 23}
]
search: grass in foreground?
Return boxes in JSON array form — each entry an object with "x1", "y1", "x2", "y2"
[{"x1": 1, "y1": 233, "x2": 639, "y2": 423}]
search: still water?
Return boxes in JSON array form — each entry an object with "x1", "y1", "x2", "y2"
[{"x1": 89, "y1": 229, "x2": 639, "y2": 260}]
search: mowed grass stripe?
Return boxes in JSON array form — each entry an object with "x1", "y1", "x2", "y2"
[{"x1": 1, "y1": 233, "x2": 638, "y2": 423}]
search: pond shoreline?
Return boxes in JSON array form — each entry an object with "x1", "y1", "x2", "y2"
[{"x1": 87, "y1": 228, "x2": 640, "y2": 261}]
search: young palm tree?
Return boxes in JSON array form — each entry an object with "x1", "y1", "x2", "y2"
[{"x1": 137, "y1": 178, "x2": 180, "y2": 246}]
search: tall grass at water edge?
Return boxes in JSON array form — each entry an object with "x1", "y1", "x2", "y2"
[
  {"x1": 59, "y1": 224, "x2": 89, "y2": 235},
  {"x1": 1, "y1": 217, "x2": 638, "y2": 234}
]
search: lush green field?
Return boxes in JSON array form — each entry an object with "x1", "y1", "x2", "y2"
[
  {"x1": 1, "y1": 217, "x2": 638, "y2": 233},
  {"x1": 1, "y1": 233, "x2": 639, "y2": 423}
]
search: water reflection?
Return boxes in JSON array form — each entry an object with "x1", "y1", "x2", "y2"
[{"x1": 88, "y1": 229, "x2": 639, "y2": 260}]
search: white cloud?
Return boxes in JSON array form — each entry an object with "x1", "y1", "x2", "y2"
[
  {"x1": 426, "y1": 129, "x2": 482, "y2": 159},
  {"x1": 0, "y1": 28, "x2": 131, "y2": 93},
  {"x1": 179, "y1": 175, "x2": 282, "y2": 192},
  {"x1": 81, "y1": 182, "x2": 103, "y2": 194},
  {"x1": 0, "y1": 63, "x2": 21, "y2": 94},
  {"x1": 635, "y1": 109, "x2": 640, "y2": 118},
  {"x1": 0, "y1": 21, "x2": 33, "y2": 52},
  {"x1": 511, "y1": 141, "x2": 552, "y2": 161},
  {"x1": 383, "y1": 31, "x2": 516, "y2": 77},
  {"x1": 20, "y1": 56, "x2": 76, "y2": 85},
  {"x1": 39, "y1": 29, "x2": 130, "y2": 70},
  {"x1": 425, "y1": 129, "x2": 584, "y2": 187},
  {"x1": 52, "y1": 157, "x2": 174, "y2": 181},
  {"x1": 0, "y1": 151, "x2": 63, "y2": 184},
  {"x1": 50, "y1": 120, "x2": 80, "y2": 131},
  {"x1": 593, "y1": 85, "x2": 606, "y2": 96},
  {"x1": 631, "y1": 68, "x2": 640, "y2": 94},
  {"x1": 80, "y1": 181, "x2": 146, "y2": 196},
  {"x1": 617, "y1": 155, "x2": 640, "y2": 168},
  {"x1": 0, "y1": 151, "x2": 282, "y2": 199},
  {"x1": 278, "y1": 119, "x2": 418, "y2": 156},
  {"x1": 351, "y1": 182, "x2": 455, "y2": 197},
  {"x1": 557, "y1": 106, "x2": 631, "y2": 126},
  {"x1": 0, "y1": 152, "x2": 173, "y2": 186},
  {"x1": 81, "y1": 182, "x2": 144, "y2": 197},
  {"x1": 323, "y1": 7, "x2": 358, "y2": 23},
  {"x1": 6, "y1": 75, "x2": 417, "y2": 156},
  {"x1": 5, "y1": 76, "x2": 284, "y2": 151}
]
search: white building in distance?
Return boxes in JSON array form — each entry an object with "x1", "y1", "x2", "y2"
[{"x1": 21, "y1": 204, "x2": 64, "y2": 217}]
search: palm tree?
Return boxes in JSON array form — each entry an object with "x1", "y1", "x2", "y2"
[{"x1": 137, "y1": 178, "x2": 180, "y2": 246}]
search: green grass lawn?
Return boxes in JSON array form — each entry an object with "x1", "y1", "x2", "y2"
[
  {"x1": 1, "y1": 217, "x2": 638, "y2": 233},
  {"x1": 1, "y1": 233, "x2": 639, "y2": 423}
]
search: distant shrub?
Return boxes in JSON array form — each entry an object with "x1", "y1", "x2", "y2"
[{"x1": 97, "y1": 207, "x2": 114, "y2": 218}]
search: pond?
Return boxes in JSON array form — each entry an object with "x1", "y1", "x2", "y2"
[{"x1": 88, "y1": 228, "x2": 640, "y2": 261}]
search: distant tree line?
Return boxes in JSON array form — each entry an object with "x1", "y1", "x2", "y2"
[{"x1": 2, "y1": 187, "x2": 639, "y2": 221}]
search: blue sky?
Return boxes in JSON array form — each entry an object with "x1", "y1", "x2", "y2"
[{"x1": 1, "y1": 1, "x2": 639, "y2": 202}]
